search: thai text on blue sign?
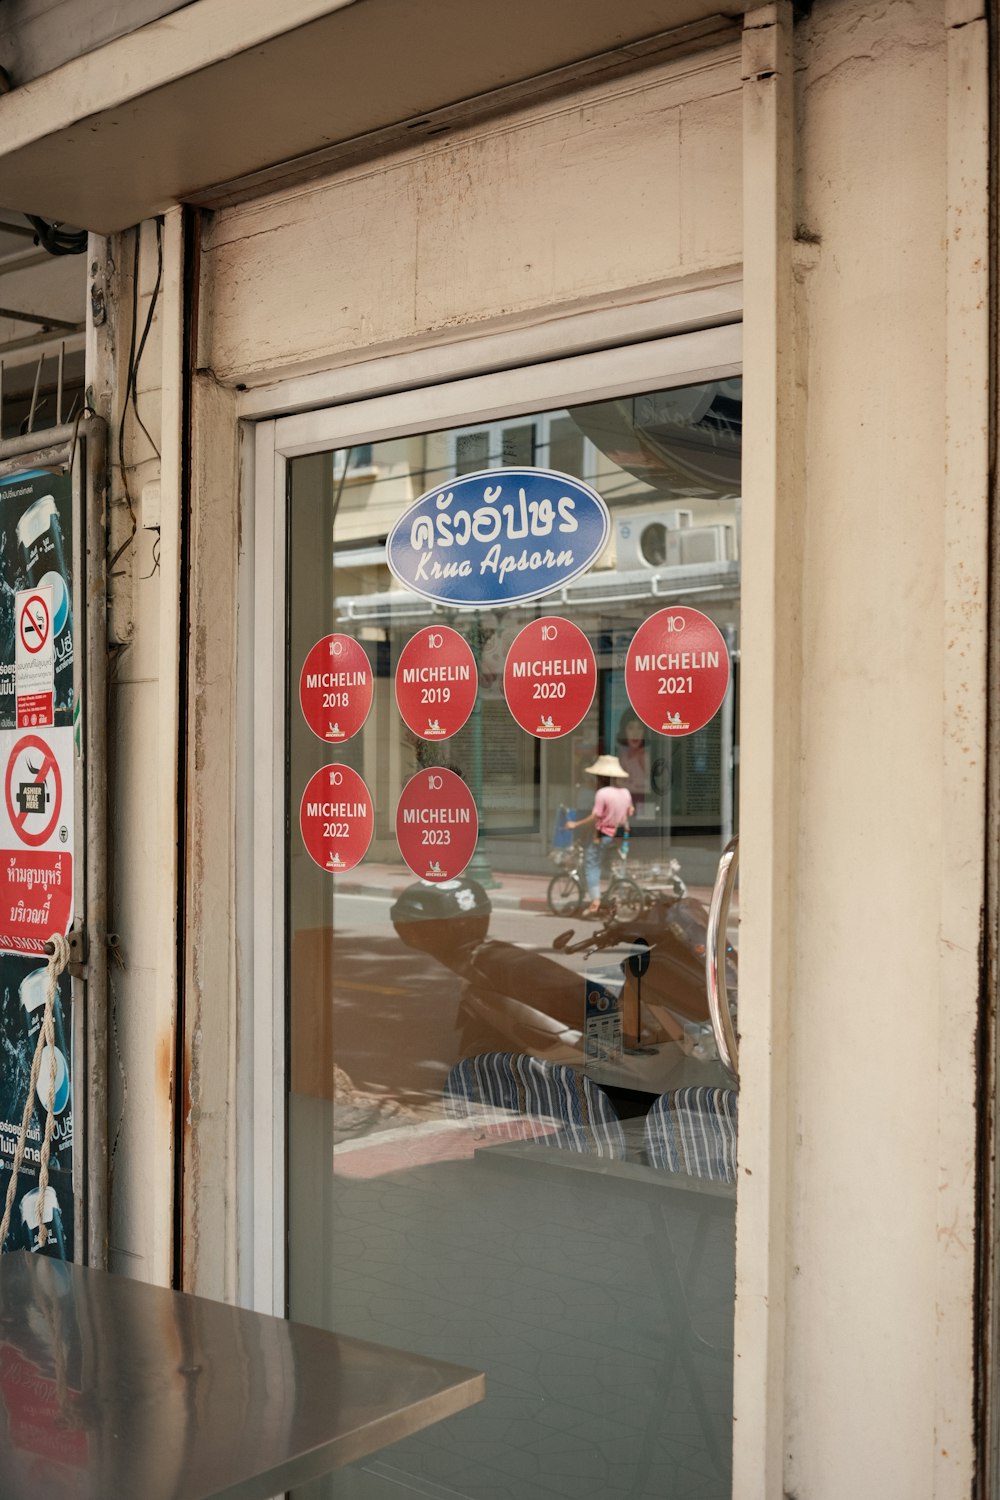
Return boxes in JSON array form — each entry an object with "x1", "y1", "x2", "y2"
[{"x1": 386, "y1": 468, "x2": 612, "y2": 608}]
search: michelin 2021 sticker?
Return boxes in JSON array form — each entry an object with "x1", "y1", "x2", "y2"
[{"x1": 625, "y1": 607, "x2": 730, "y2": 738}]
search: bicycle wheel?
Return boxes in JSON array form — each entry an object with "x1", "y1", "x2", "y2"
[
  {"x1": 547, "y1": 872, "x2": 584, "y2": 916},
  {"x1": 606, "y1": 877, "x2": 645, "y2": 922}
]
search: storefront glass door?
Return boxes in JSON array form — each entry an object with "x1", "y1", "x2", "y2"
[{"x1": 266, "y1": 332, "x2": 742, "y2": 1499}]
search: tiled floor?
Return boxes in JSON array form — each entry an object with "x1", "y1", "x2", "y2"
[{"x1": 289, "y1": 1096, "x2": 735, "y2": 1500}]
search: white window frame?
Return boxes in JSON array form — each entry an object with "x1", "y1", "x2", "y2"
[{"x1": 240, "y1": 318, "x2": 742, "y2": 1317}]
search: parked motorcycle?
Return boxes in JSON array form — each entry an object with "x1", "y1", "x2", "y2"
[{"x1": 389, "y1": 877, "x2": 737, "y2": 1075}]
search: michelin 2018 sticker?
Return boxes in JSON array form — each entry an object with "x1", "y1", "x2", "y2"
[{"x1": 386, "y1": 468, "x2": 612, "y2": 608}]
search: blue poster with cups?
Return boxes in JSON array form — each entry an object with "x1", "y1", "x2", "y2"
[
  {"x1": 0, "y1": 469, "x2": 75, "y2": 1260},
  {"x1": 0, "y1": 956, "x2": 73, "y2": 1257}
]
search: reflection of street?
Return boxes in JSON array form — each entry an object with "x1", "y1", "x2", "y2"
[
  {"x1": 313, "y1": 890, "x2": 737, "y2": 1109},
  {"x1": 322, "y1": 893, "x2": 596, "y2": 1105}
]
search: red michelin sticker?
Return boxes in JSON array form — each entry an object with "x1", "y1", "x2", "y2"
[
  {"x1": 624, "y1": 607, "x2": 730, "y2": 737},
  {"x1": 299, "y1": 635, "x2": 373, "y2": 744},
  {"x1": 395, "y1": 627, "x2": 477, "y2": 740},
  {"x1": 395, "y1": 768, "x2": 478, "y2": 882},
  {"x1": 299, "y1": 764, "x2": 373, "y2": 873},
  {"x1": 503, "y1": 617, "x2": 596, "y2": 738}
]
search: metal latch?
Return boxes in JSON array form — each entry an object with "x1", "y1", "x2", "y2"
[{"x1": 41, "y1": 926, "x2": 88, "y2": 980}]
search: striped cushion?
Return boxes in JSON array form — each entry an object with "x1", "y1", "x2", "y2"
[
  {"x1": 644, "y1": 1087, "x2": 738, "y2": 1183},
  {"x1": 444, "y1": 1053, "x2": 627, "y2": 1159}
]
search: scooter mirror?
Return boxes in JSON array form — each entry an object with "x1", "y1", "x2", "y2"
[{"x1": 552, "y1": 930, "x2": 574, "y2": 951}]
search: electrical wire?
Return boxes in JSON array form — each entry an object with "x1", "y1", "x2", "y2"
[
  {"x1": 23, "y1": 214, "x2": 88, "y2": 257},
  {"x1": 109, "y1": 231, "x2": 142, "y2": 574},
  {"x1": 109, "y1": 221, "x2": 162, "y2": 574},
  {"x1": 129, "y1": 219, "x2": 162, "y2": 460},
  {"x1": 140, "y1": 532, "x2": 161, "y2": 580}
]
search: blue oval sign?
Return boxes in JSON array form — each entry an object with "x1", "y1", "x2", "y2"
[{"x1": 386, "y1": 468, "x2": 611, "y2": 608}]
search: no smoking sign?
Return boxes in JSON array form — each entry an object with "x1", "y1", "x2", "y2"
[
  {"x1": 0, "y1": 726, "x2": 75, "y2": 954},
  {"x1": 14, "y1": 585, "x2": 54, "y2": 728},
  {"x1": 19, "y1": 593, "x2": 49, "y2": 655},
  {"x1": 4, "y1": 733, "x2": 64, "y2": 847}
]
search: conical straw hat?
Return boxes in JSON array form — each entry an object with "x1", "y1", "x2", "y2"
[{"x1": 584, "y1": 754, "x2": 628, "y2": 779}]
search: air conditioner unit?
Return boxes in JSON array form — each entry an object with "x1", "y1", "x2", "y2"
[
  {"x1": 615, "y1": 507, "x2": 692, "y2": 570},
  {"x1": 671, "y1": 524, "x2": 734, "y2": 567}
]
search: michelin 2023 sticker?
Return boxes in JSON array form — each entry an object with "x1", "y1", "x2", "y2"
[
  {"x1": 386, "y1": 468, "x2": 611, "y2": 608},
  {"x1": 395, "y1": 768, "x2": 478, "y2": 881}
]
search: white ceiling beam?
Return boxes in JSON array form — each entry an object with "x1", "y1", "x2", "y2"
[{"x1": 0, "y1": 0, "x2": 363, "y2": 157}]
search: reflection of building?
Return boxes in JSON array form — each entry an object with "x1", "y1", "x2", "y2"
[
  {"x1": 323, "y1": 409, "x2": 740, "y2": 875},
  {"x1": 0, "y1": 3, "x2": 993, "y2": 1496}
]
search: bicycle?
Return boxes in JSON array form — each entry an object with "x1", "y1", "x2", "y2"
[
  {"x1": 627, "y1": 855, "x2": 687, "y2": 902},
  {"x1": 546, "y1": 832, "x2": 645, "y2": 921}
]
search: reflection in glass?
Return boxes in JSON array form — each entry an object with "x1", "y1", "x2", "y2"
[{"x1": 287, "y1": 383, "x2": 741, "y2": 1498}]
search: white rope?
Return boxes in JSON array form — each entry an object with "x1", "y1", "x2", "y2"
[{"x1": 0, "y1": 933, "x2": 71, "y2": 1251}]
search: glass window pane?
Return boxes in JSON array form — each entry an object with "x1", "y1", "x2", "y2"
[
  {"x1": 547, "y1": 413, "x2": 585, "y2": 476},
  {"x1": 455, "y1": 431, "x2": 491, "y2": 474},
  {"x1": 286, "y1": 379, "x2": 741, "y2": 1499},
  {"x1": 500, "y1": 423, "x2": 534, "y2": 466}
]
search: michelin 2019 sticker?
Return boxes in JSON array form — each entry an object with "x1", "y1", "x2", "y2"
[{"x1": 386, "y1": 468, "x2": 611, "y2": 608}]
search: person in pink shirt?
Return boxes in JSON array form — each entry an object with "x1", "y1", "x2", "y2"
[{"x1": 565, "y1": 755, "x2": 635, "y2": 917}]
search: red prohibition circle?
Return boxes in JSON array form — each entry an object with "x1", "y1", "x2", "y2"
[
  {"x1": 19, "y1": 594, "x2": 50, "y2": 656},
  {"x1": 299, "y1": 764, "x2": 374, "y2": 873},
  {"x1": 624, "y1": 607, "x2": 730, "y2": 738},
  {"x1": 299, "y1": 635, "x2": 374, "y2": 744},
  {"x1": 395, "y1": 627, "x2": 478, "y2": 740},
  {"x1": 395, "y1": 767, "x2": 479, "y2": 882},
  {"x1": 4, "y1": 733, "x2": 62, "y2": 847},
  {"x1": 503, "y1": 616, "x2": 596, "y2": 738}
]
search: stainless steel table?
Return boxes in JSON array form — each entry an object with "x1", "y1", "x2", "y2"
[{"x1": 0, "y1": 1251, "x2": 485, "y2": 1500}]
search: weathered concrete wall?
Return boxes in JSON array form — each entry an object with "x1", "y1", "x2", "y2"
[
  {"x1": 735, "y1": 2, "x2": 985, "y2": 1495},
  {"x1": 93, "y1": 214, "x2": 182, "y2": 1288},
  {"x1": 181, "y1": 367, "x2": 240, "y2": 1300},
  {"x1": 200, "y1": 45, "x2": 742, "y2": 384}
]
